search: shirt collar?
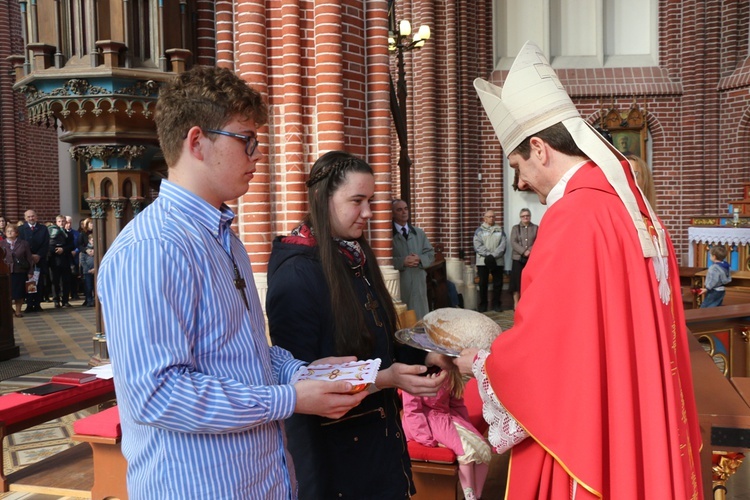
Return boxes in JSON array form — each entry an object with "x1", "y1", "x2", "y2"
[
  {"x1": 158, "y1": 180, "x2": 235, "y2": 237},
  {"x1": 545, "y1": 160, "x2": 587, "y2": 208},
  {"x1": 394, "y1": 222, "x2": 409, "y2": 233}
]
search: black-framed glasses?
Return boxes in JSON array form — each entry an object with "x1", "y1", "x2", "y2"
[{"x1": 204, "y1": 129, "x2": 259, "y2": 157}]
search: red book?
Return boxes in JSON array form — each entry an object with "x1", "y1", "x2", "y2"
[{"x1": 51, "y1": 371, "x2": 98, "y2": 384}]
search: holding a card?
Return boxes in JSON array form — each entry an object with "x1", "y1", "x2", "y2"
[{"x1": 267, "y1": 151, "x2": 453, "y2": 499}]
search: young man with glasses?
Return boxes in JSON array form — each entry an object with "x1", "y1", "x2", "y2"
[{"x1": 98, "y1": 65, "x2": 367, "y2": 499}]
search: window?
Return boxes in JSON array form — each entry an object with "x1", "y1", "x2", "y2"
[{"x1": 494, "y1": 0, "x2": 658, "y2": 69}]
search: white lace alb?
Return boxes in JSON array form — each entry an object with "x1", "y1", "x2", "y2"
[{"x1": 472, "y1": 350, "x2": 529, "y2": 453}]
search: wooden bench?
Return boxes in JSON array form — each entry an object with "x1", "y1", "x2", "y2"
[
  {"x1": 695, "y1": 270, "x2": 750, "y2": 307},
  {"x1": 0, "y1": 378, "x2": 116, "y2": 492},
  {"x1": 408, "y1": 441, "x2": 459, "y2": 500},
  {"x1": 72, "y1": 405, "x2": 128, "y2": 500}
]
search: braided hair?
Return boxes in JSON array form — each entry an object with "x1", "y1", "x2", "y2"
[{"x1": 306, "y1": 151, "x2": 398, "y2": 358}]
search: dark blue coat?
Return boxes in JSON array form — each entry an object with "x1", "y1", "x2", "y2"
[
  {"x1": 18, "y1": 223, "x2": 50, "y2": 267},
  {"x1": 267, "y1": 236, "x2": 425, "y2": 499}
]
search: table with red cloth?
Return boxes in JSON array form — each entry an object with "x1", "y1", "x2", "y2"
[{"x1": 0, "y1": 378, "x2": 115, "y2": 491}]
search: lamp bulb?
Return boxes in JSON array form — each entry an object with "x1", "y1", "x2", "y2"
[
  {"x1": 399, "y1": 20, "x2": 412, "y2": 37},
  {"x1": 417, "y1": 25, "x2": 431, "y2": 41}
]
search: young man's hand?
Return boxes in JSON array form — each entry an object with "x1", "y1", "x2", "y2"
[{"x1": 294, "y1": 380, "x2": 368, "y2": 419}]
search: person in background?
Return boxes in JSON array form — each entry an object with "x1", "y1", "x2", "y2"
[
  {"x1": 473, "y1": 210, "x2": 506, "y2": 312},
  {"x1": 18, "y1": 209, "x2": 49, "y2": 313},
  {"x1": 508, "y1": 208, "x2": 538, "y2": 310},
  {"x1": 66, "y1": 216, "x2": 81, "y2": 300},
  {"x1": 266, "y1": 150, "x2": 451, "y2": 499},
  {"x1": 700, "y1": 245, "x2": 731, "y2": 308},
  {"x1": 77, "y1": 218, "x2": 94, "y2": 253},
  {"x1": 465, "y1": 41, "x2": 702, "y2": 498},
  {"x1": 0, "y1": 216, "x2": 6, "y2": 241},
  {"x1": 98, "y1": 65, "x2": 367, "y2": 499},
  {"x1": 48, "y1": 215, "x2": 74, "y2": 308},
  {"x1": 80, "y1": 235, "x2": 96, "y2": 307},
  {"x1": 1, "y1": 224, "x2": 34, "y2": 317},
  {"x1": 392, "y1": 198, "x2": 435, "y2": 319},
  {"x1": 626, "y1": 155, "x2": 656, "y2": 209}
]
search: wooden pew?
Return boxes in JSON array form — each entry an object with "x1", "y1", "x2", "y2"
[
  {"x1": 686, "y1": 304, "x2": 750, "y2": 498},
  {"x1": 72, "y1": 405, "x2": 127, "y2": 500},
  {"x1": 0, "y1": 378, "x2": 115, "y2": 493},
  {"x1": 694, "y1": 270, "x2": 750, "y2": 307}
]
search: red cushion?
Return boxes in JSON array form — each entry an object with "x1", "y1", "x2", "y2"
[
  {"x1": 0, "y1": 378, "x2": 115, "y2": 426},
  {"x1": 407, "y1": 440, "x2": 457, "y2": 464},
  {"x1": 463, "y1": 378, "x2": 489, "y2": 435},
  {"x1": 73, "y1": 405, "x2": 121, "y2": 438}
]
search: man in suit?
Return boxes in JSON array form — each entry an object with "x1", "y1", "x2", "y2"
[
  {"x1": 48, "y1": 215, "x2": 74, "y2": 308},
  {"x1": 18, "y1": 209, "x2": 49, "y2": 312},
  {"x1": 392, "y1": 199, "x2": 435, "y2": 319}
]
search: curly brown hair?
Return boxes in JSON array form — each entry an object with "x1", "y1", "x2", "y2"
[{"x1": 155, "y1": 66, "x2": 268, "y2": 167}]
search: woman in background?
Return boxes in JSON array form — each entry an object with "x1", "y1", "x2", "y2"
[
  {"x1": 627, "y1": 154, "x2": 656, "y2": 209},
  {"x1": 1, "y1": 224, "x2": 34, "y2": 317}
]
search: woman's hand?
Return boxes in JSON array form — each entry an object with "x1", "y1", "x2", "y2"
[{"x1": 376, "y1": 363, "x2": 447, "y2": 397}]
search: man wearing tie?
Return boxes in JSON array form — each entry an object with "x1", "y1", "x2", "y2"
[
  {"x1": 18, "y1": 209, "x2": 49, "y2": 312},
  {"x1": 392, "y1": 199, "x2": 434, "y2": 319}
]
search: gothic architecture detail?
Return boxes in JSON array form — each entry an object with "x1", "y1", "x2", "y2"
[{"x1": 70, "y1": 145, "x2": 147, "y2": 169}]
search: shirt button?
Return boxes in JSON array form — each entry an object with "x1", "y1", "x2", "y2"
[
  {"x1": 396, "y1": 432, "x2": 400, "y2": 438},
  {"x1": 353, "y1": 436, "x2": 358, "y2": 442}
]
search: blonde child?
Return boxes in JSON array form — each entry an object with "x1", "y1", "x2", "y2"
[{"x1": 402, "y1": 370, "x2": 492, "y2": 500}]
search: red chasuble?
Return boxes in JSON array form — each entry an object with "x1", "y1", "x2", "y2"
[{"x1": 485, "y1": 161, "x2": 702, "y2": 499}]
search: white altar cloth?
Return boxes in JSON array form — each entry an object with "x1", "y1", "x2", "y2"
[{"x1": 687, "y1": 227, "x2": 750, "y2": 265}]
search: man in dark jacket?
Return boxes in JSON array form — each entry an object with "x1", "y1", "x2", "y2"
[
  {"x1": 48, "y1": 215, "x2": 75, "y2": 307},
  {"x1": 18, "y1": 209, "x2": 49, "y2": 312}
]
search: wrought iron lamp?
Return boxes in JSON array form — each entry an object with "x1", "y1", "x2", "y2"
[{"x1": 388, "y1": 9, "x2": 430, "y2": 207}]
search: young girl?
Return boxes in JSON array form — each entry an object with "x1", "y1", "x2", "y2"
[{"x1": 402, "y1": 370, "x2": 492, "y2": 500}]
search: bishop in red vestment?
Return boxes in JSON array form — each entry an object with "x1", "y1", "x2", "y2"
[{"x1": 461, "y1": 42, "x2": 703, "y2": 499}]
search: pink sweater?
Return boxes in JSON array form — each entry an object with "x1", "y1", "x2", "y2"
[{"x1": 402, "y1": 384, "x2": 485, "y2": 455}]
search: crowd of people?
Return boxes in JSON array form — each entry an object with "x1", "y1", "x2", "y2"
[{"x1": 0, "y1": 211, "x2": 96, "y2": 316}]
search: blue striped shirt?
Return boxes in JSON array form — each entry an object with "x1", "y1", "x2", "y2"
[{"x1": 98, "y1": 180, "x2": 304, "y2": 499}]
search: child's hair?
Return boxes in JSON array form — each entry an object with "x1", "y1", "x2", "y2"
[
  {"x1": 710, "y1": 246, "x2": 728, "y2": 261},
  {"x1": 448, "y1": 370, "x2": 467, "y2": 399}
]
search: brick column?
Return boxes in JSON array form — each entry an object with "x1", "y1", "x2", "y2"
[
  {"x1": 313, "y1": 0, "x2": 345, "y2": 150},
  {"x1": 279, "y1": 0, "x2": 308, "y2": 233},
  {"x1": 236, "y1": 2, "x2": 273, "y2": 279}
]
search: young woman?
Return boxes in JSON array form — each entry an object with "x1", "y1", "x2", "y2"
[{"x1": 266, "y1": 151, "x2": 450, "y2": 499}]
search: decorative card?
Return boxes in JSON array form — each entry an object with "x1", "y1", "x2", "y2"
[{"x1": 291, "y1": 359, "x2": 382, "y2": 393}]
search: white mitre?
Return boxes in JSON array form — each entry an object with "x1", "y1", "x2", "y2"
[{"x1": 473, "y1": 41, "x2": 667, "y2": 262}]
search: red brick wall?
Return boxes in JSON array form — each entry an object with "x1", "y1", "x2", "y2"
[
  {"x1": 7, "y1": 0, "x2": 750, "y2": 269},
  {"x1": 0, "y1": 0, "x2": 60, "y2": 224}
]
